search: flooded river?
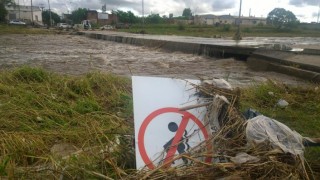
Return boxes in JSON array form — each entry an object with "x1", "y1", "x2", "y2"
[{"x1": 0, "y1": 34, "x2": 306, "y2": 87}]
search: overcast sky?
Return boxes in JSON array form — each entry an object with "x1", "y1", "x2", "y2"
[{"x1": 16, "y1": 0, "x2": 320, "y2": 22}]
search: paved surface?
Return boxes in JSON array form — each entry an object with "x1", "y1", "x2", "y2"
[
  {"x1": 84, "y1": 31, "x2": 320, "y2": 75},
  {"x1": 85, "y1": 30, "x2": 320, "y2": 48}
]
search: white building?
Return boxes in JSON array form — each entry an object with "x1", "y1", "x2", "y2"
[
  {"x1": 5, "y1": 5, "x2": 43, "y2": 24},
  {"x1": 195, "y1": 14, "x2": 266, "y2": 26}
]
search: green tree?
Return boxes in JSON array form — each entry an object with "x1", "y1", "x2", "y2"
[
  {"x1": 267, "y1": 8, "x2": 299, "y2": 28},
  {"x1": 112, "y1": 10, "x2": 138, "y2": 24},
  {"x1": 182, "y1": 8, "x2": 192, "y2": 19},
  {"x1": 70, "y1": 8, "x2": 88, "y2": 24},
  {"x1": 42, "y1": 10, "x2": 60, "y2": 26},
  {"x1": 0, "y1": 0, "x2": 14, "y2": 22},
  {"x1": 146, "y1": 13, "x2": 163, "y2": 24}
]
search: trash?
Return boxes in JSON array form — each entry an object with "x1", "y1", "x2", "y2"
[
  {"x1": 243, "y1": 108, "x2": 261, "y2": 120},
  {"x1": 268, "y1": 91, "x2": 274, "y2": 96},
  {"x1": 303, "y1": 137, "x2": 320, "y2": 147},
  {"x1": 230, "y1": 152, "x2": 260, "y2": 165},
  {"x1": 203, "y1": 78, "x2": 233, "y2": 90},
  {"x1": 207, "y1": 95, "x2": 230, "y2": 134},
  {"x1": 50, "y1": 143, "x2": 79, "y2": 158},
  {"x1": 246, "y1": 115, "x2": 304, "y2": 156},
  {"x1": 277, "y1": 99, "x2": 289, "y2": 108},
  {"x1": 36, "y1": 116, "x2": 44, "y2": 122}
]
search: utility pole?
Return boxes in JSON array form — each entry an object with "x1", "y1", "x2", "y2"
[
  {"x1": 48, "y1": 0, "x2": 52, "y2": 27},
  {"x1": 142, "y1": 0, "x2": 144, "y2": 30},
  {"x1": 31, "y1": 0, "x2": 34, "y2": 24},
  {"x1": 233, "y1": 0, "x2": 242, "y2": 40},
  {"x1": 317, "y1": 1, "x2": 320, "y2": 23},
  {"x1": 18, "y1": 0, "x2": 20, "y2": 19}
]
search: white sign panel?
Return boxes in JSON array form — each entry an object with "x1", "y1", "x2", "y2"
[
  {"x1": 133, "y1": 76, "x2": 211, "y2": 170},
  {"x1": 98, "y1": 13, "x2": 108, "y2": 20}
]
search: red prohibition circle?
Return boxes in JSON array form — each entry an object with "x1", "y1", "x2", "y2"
[{"x1": 138, "y1": 107, "x2": 212, "y2": 169}]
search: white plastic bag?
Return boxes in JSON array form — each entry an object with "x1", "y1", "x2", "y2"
[{"x1": 246, "y1": 115, "x2": 304, "y2": 156}]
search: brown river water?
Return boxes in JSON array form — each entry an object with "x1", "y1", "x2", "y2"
[{"x1": 0, "y1": 34, "x2": 307, "y2": 87}]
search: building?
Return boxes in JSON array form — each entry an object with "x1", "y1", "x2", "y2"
[
  {"x1": 237, "y1": 16, "x2": 267, "y2": 26},
  {"x1": 5, "y1": 5, "x2": 42, "y2": 24},
  {"x1": 195, "y1": 14, "x2": 266, "y2": 26},
  {"x1": 194, "y1": 14, "x2": 216, "y2": 25},
  {"x1": 87, "y1": 10, "x2": 118, "y2": 25}
]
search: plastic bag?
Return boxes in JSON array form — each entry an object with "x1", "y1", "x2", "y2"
[{"x1": 246, "y1": 115, "x2": 304, "y2": 156}]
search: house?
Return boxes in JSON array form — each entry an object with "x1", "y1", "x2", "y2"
[
  {"x1": 195, "y1": 14, "x2": 235, "y2": 26},
  {"x1": 237, "y1": 16, "x2": 267, "y2": 26},
  {"x1": 5, "y1": 5, "x2": 42, "y2": 24},
  {"x1": 87, "y1": 10, "x2": 118, "y2": 25},
  {"x1": 194, "y1": 14, "x2": 216, "y2": 25},
  {"x1": 195, "y1": 14, "x2": 266, "y2": 26},
  {"x1": 217, "y1": 15, "x2": 235, "y2": 25}
]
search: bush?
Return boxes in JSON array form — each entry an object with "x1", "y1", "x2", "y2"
[
  {"x1": 178, "y1": 22, "x2": 185, "y2": 31},
  {"x1": 243, "y1": 27, "x2": 251, "y2": 33},
  {"x1": 220, "y1": 24, "x2": 231, "y2": 32}
]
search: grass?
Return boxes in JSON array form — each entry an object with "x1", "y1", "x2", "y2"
[
  {"x1": 0, "y1": 24, "x2": 54, "y2": 35},
  {"x1": 240, "y1": 80, "x2": 320, "y2": 176},
  {"x1": 120, "y1": 23, "x2": 320, "y2": 37},
  {"x1": 0, "y1": 67, "x2": 134, "y2": 179},
  {"x1": 0, "y1": 67, "x2": 319, "y2": 178}
]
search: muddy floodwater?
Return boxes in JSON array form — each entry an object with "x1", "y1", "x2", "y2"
[{"x1": 0, "y1": 34, "x2": 307, "y2": 87}]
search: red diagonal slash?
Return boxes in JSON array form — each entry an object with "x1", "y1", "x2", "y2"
[
  {"x1": 138, "y1": 107, "x2": 211, "y2": 170},
  {"x1": 163, "y1": 113, "x2": 190, "y2": 166}
]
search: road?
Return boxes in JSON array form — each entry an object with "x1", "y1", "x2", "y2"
[{"x1": 85, "y1": 30, "x2": 320, "y2": 49}]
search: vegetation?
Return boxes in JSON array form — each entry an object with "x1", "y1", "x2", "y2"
[
  {"x1": 182, "y1": 8, "x2": 192, "y2": 19},
  {"x1": 0, "y1": 24, "x2": 55, "y2": 34},
  {"x1": 241, "y1": 81, "x2": 320, "y2": 176},
  {"x1": 0, "y1": 67, "x2": 133, "y2": 179},
  {"x1": 120, "y1": 23, "x2": 320, "y2": 37},
  {"x1": 42, "y1": 10, "x2": 61, "y2": 26},
  {"x1": 112, "y1": 10, "x2": 139, "y2": 24},
  {"x1": 70, "y1": 8, "x2": 88, "y2": 24},
  {"x1": 267, "y1": 8, "x2": 299, "y2": 29},
  {"x1": 0, "y1": 0, "x2": 13, "y2": 22},
  {"x1": 0, "y1": 67, "x2": 319, "y2": 178}
]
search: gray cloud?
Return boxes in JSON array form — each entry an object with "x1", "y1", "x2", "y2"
[
  {"x1": 25, "y1": 0, "x2": 237, "y2": 16},
  {"x1": 212, "y1": 0, "x2": 237, "y2": 11},
  {"x1": 312, "y1": 12, "x2": 319, "y2": 17},
  {"x1": 289, "y1": 0, "x2": 319, "y2": 7},
  {"x1": 29, "y1": 0, "x2": 141, "y2": 14}
]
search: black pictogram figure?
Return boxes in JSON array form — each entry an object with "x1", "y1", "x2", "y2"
[{"x1": 163, "y1": 122, "x2": 190, "y2": 164}]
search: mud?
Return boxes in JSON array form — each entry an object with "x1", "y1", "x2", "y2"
[{"x1": 0, "y1": 34, "x2": 307, "y2": 87}]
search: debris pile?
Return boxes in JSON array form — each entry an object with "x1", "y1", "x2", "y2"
[{"x1": 130, "y1": 79, "x2": 312, "y2": 179}]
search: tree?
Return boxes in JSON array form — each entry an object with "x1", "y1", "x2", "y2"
[
  {"x1": 42, "y1": 10, "x2": 60, "y2": 26},
  {"x1": 112, "y1": 10, "x2": 138, "y2": 24},
  {"x1": 146, "y1": 13, "x2": 163, "y2": 24},
  {"x1": 70, "y1": 8, "x2": 88, "y2": 24},
  {"x1": 182, "y1": 8, "x2": 192, "y2": 19},
  {"x1": 267, "y1": 8, "x2": 299, "y2": 28},
  {"x1": 0, "y1": 0, "x2": 14, "y2": 22}
]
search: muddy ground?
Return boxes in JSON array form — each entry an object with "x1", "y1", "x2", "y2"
[{"x1": 0, "y1": 34, "x2": 307, "y2": 87}]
